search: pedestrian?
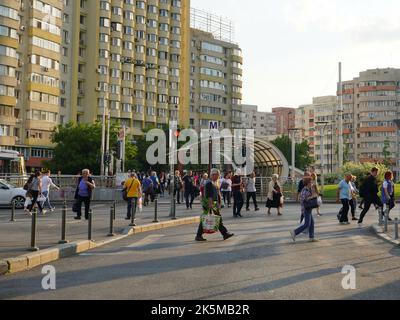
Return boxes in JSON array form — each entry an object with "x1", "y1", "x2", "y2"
[
  {"x1": 231, "y1": 169, "x2": 244, "y2": 218},
  {"x1": 41, "y1": 170, "x2": 60, "y2": 212},
  {"x1": 159, "y1": 171, "x2": 166, "y2": 197},
  {"x1": 174, "y1": 170, "x2": 183, "y2": 204},
  {"x1": 310, "y1": 173, "x2": 322, "y2": 217},
  {"x1": 150, "y1": 171, "x2": 160, "y2": 200},
  {"x1": 358, "y1": 167, "x2": 383, "y2": 228},
  {"x1": 73, "y1": 169, "x2": 95, "y2": 220},
  {"x1": 200, "y1": 173, "x2": 209, "y2": 198},
  {"x1": 349, "y1": 175, "x2": 359, "y2": 221},
  {"x1": 245, "y1": 172, "x2": 259, "y2": 211},
  {"x1": 27, "y1": 170, "x2": 45, "y2": 215},
  {"x1": 182, "y1": 170, "x2": 195, "y2": 209},
  {"x1": 195, "y1": 168, "x2": 234, "y2": 242},
  {"x1": 266, "y1": 174, "x2": 283, "y2": 215},
  {"x1": 296, "y1": 171, "x2": 311, "y2": 202},
  {"x1": 336, "y1": 173, "x2": 353, "y2": 225},
  {"x1": 220, "y1": 172, "x2": 232, "y2": 208},
  {"x1": 123, "y1": 172, "x2": 142, "y2": 224},
  {"x1": 289, "y1": 176, "x2": 318, "y2": 242},
  {"x1": 142, "y1": 174, "x2": 153, "y2": 206},
  {"x1": 381, "y1": 171, "x2": 395, "y2": 222}
]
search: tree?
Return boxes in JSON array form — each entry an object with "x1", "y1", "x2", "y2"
[
  {"x1": 46, "y1": 121, "x2": 138, "y2": 175},
  {"x1": 271, "y1": 135, "x2": 314, "y2": 171}
]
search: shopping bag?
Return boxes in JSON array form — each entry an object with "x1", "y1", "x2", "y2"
[
  {"x1": 138, "y1": 197, "x2": 143, "y2": 212},
  {"x1": 37, "y1": 194, "x2": 46, "y2": 203},
  {"x1": 317, "y1": 196, "x2": 323, "y2": 207},
  {"x1": 201, "y1": 214, "x2": 221, "y2": 234}
]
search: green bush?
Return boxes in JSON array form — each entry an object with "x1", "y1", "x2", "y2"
[
  {"x1": 340, "y1": 162, "x2": 390, "y2": 186},
  {"x1": 324, "y1": 173, "x2": 342, "y2": 184}
]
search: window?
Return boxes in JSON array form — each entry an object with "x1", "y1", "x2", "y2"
[{"x1": 202, "y1": 42, "x2": 223, "y2": 53}]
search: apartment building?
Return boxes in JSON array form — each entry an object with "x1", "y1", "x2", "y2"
[
  {"x1": 340, "y1": 68, "x2": 400, "y2": 170},
  {"x1": 0, "y1": 0, "x2": 190, "y2": 170},
  {"x1": 241, "y1": 104, "x2": 276, "y2": 137},
  {"x1": 296, "y1": 96, "x2": 338, "y2": 173},
  {"x1": 272, "y1": 107, "x2": 295, "y2": 135},
  {"x1": 189, "y1": 10, "x2": 243, "y2": 131}
]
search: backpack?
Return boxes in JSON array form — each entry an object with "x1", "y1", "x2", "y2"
[{"x1": 220, "y1": 180, "x2": 229, "y2": 190}]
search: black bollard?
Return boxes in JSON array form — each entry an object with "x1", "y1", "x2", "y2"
[
  {"x1": 153, "y1": 198, "x2": 159, "y2": 223},
  {"x1": 29, "y1": 208, "x2": 39, "y2": 251},
  {"x1": 108, "y1": 205, "x2": 115, "y2": 237},
  {"x1": 59, "y1": 202, "x2": 68, "y2": 244},
  {"x1": 88, "y1": 209, "x2": 93, "y2": 241},
  {"x1": 10, "y1": 200, "x2": 16, "y2": 222}
]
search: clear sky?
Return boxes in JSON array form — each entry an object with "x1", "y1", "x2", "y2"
[{"x1": 190, "y1": 0, "x2": 400, "y2": 112}]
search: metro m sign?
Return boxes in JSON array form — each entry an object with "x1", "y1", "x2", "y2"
[{"x1": 209, "y1": 121, "x2": 219, "y2": 130}]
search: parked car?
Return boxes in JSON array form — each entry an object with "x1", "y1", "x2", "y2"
[{"x1": 0, "y1": 179, "x2": 26, "y2": 209}]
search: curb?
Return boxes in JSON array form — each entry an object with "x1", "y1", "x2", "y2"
[
  {"x1": 370, "y1": 224, "x2": 400, "y2": 247},
  {"x1": 0, "y1": 216, "x2": 200, "y2": 276}
]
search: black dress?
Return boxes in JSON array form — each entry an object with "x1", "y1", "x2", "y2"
[{"x1": 266, "y1": 182, "x2": 282, "y2": 208}]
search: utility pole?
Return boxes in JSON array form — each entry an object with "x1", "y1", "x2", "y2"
[
  {"x1": 101, "y1": 104, "x2": 106, "y2": 176},
  {"x1": 316, "y1": 122, "x2": 329, "y2": 192},
  {"x1": 105, "y1": 111, "x2": 111, "y2": 175},
  {"x1": 338, "y1": 62, "x2": 344, "y2": 169}
]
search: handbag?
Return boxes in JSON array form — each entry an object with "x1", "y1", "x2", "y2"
[
  {"x1": 72, "y1": 200, "x2": 80, "y2": 213},
  {"x1": 304, "y1": 197, "x2": 319, "y2": 210},
  {"x1": 37, "y1": 194, "x2": 46, "y2": 203},
  {"x1": 122, "y1": 180, "x2": 134, "y2": 201}
]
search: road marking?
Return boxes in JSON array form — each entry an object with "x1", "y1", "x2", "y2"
[
  {"x1": 80, "y1": 235, "x2": 165, "y2": 256},
  {"x1": 125, "y1": 234, "x2": 165, "y2": 248}
]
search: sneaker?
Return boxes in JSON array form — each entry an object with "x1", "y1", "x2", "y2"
[
  {"x1": 27, "y1": 211, "x2": 32, "y2": 216},
  {"x1": 358, "y1": 206, "x2": 363, "y2": 210},
  {"x1": 317, "y1": 213, "x2": 323, "y2": 217},
  {"x1": 223, "y1": 233, "x2": 234, "y2": 240},
  {"x1": 50, "y1": 207, "x2": 55, "y2": 212},
  {"x1": 278, "y1": 213, "x2": 283, "y2": 216},
  {"x1": 237, "y1": 213, "x2": 243, "y2": 218},
  {"x1": 290, "y1": 230, "x2": 296, "y2": 242},
  {"x1": 357, "y1": 223, "x2": 363, "y2": 229},
  {"x1": 345, "y1": 222, "x2": 351, "y2": 225},
  {"x1": 255, "y1": 208, "x2": 260, "y2": 211},
  {"x1": 42, "y1": 210, "x2": 47, "y2": 215},
  {"x1": 74, "y1": 216, "x2": 81, "y2": 220},
  {"x1": 195, "y1": 236, "x2": 207, "y2": 242},
  {"x1": 388, "y1": 217, "x2": 393, "y2": 222},
  {"x1": 309, "y1": 238, "x2": 319, "y2": 242}
]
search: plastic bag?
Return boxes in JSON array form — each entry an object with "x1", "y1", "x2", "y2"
[
  {"x1": 37, "y1": 194, "x2": 46, "y2": 203},
  {"x1": 317, "y1": 196, "x2": 323, "y2": 207},
  {"x1": 138, "y1": 197, "x2": 143, "y2": 212},
  {"x1": 201, "y1": 214, "x2": 221, "y2": 234}
]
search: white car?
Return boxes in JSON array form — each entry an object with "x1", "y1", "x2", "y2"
[{"x1": 0, "y1": 179, "x2": 26, "y2": 209}]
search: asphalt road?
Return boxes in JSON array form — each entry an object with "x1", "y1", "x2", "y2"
[{"x1": 1, "y1": 204, "x2": 400, "y2": 300}]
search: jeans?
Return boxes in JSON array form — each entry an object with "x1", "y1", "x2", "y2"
[
  {"x1": 339, "y1": 199, "x2": 350, "y2": 223},
  {"x1": 174, "y1": 189, "x2": 181, "y2": 204},
  {"x1": 42, "y1": 190, "x2": 53, "y2": 210},
  {"x1": 295, "y1": 209, "x2": 314, "y2": 239},
  {"x1": 127, "y1": 197, "x2": 138, "y2": 219},
  {"x1": 77, "y1": 195, "x2": 90, "y2": 219},
  {"x1": 358, "y1": 195, "x2": 383, "y2": 224},
  {"x1": 28, "y1": 190, "x2": 43, "y2": 213},
  {"x1": 185, "y1": 190, "x2": 194, "y2": 208},
  {"x1": 232, "y1": 190, "x2": 244, "y2": 216},
  {"x1": 350, "y1": 198, "x2": 357, "y2": 218},
  {"x1": 222, "y1": 191, "x2": 231, "y2": 206},
  {"x1": 246, "y1": 192, "x2": 258, "y2": 210}
]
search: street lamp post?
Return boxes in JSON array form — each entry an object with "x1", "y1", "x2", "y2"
[
  {"x1": 316, "y1": 121, "x2": 329, "y2": 193},
  {"x1": 394, "y1": 117, "x2": 400, "y2": 182}
]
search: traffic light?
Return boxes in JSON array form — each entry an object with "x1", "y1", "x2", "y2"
[{"x1": 174, "y1": 128, "x2": 181, "y2": 138}]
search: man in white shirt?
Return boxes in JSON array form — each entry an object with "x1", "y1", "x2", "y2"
[{"x1": 41, "y1": 170, "x2": 60, "y2": 212}]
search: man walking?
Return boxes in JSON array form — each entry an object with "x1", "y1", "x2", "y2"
[
  {"x1": 336, "y1": 173, "x2": 353, "y2": 225},
  {"x1": 195, "y1": 169, "x2": 234, "y2": 242},
  {"x1": 231, "y1": 169, "x2": 244, "y2": 218},
  {"x1": 124, "y1": 172, "x2": 142, "y2": 224},
  {"x1": 245, "y1": 172, "x2": 259, "y2": 211},
  {"x1": 41, "y1": 170, "x2": 60, "y2": 212},
  {"x1": 358, "y1": 167, "x2": 383, "y2": 228},
  {"x1": 183, "y1": 170, "x2": 195, "y2": 209}
]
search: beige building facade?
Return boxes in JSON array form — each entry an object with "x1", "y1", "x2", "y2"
[{"x1": 241, "y1": 104, "x2": 276, "y2": 138}]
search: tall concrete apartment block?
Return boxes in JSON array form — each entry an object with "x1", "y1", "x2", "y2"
[
  {"x1": 340, "y1": 68, "x2": 400, "y2": 168},
  {"x1": 0, "y1": 0, "x2": 190, "y2": 169},
  {"x1": 295, "y1": 96, "x2": 338, "y2": 174},
  {"x1": 241, "y1": 105, "x2": 276, "y2": 138},
  {"x1": 272, "y1": 107, "x2": 296, "y2": 135},
  {"x1": 189, "y1": 13, "x2": 243, "y2": 131}
]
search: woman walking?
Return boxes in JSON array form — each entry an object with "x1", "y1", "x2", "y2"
[
  {"x1": 27, "y1": 170, "x2": 45, "y2": 215},
  {"x1": 266, "y1": 174, "x2": 283, "y2": 215},
  {"x1": 220, "y1": 172, "x2": 232, "y2": 208},
  {"x1": 349, "y1": 175, "x2": 359, "y2": 221},
  {"x1": 290, "y1": 177, "x2": 318, "y2": 242},
  {"x1": 382, "y1": 171, "x2": 395, "y2": 221},
  {"x1": 311, "y1": 173, "x2": 322, "y2": 217}
]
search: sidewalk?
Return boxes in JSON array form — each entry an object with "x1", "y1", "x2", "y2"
[{"x1": 0, "y1": 198, "x2": 200, "y2": 262}]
